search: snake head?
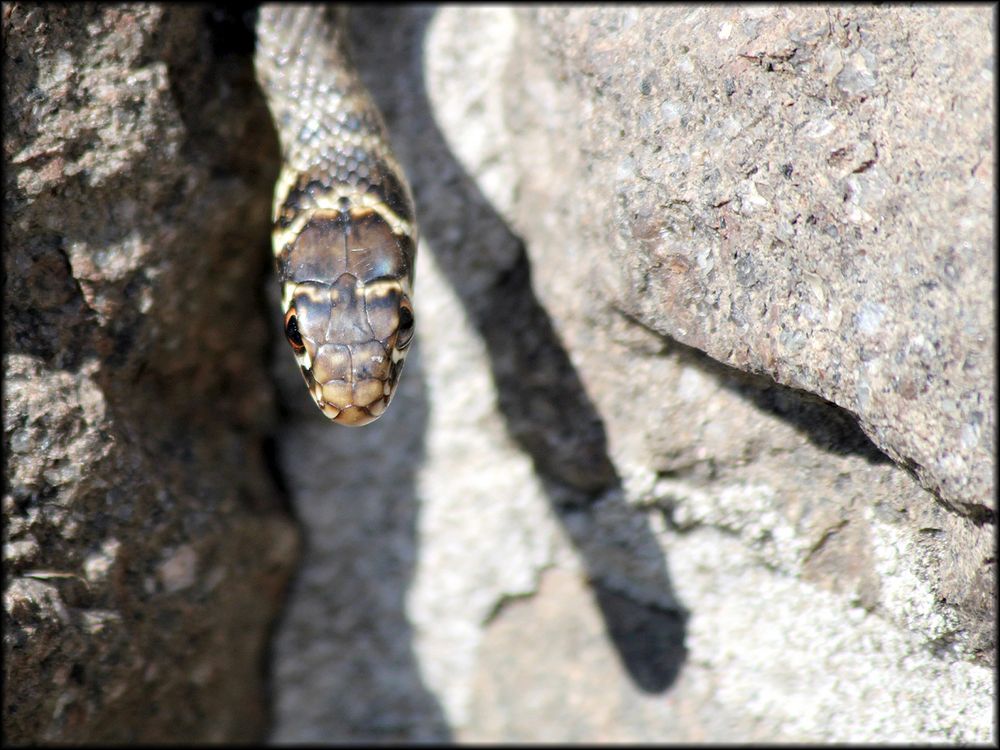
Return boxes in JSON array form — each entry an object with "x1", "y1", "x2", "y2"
[{"x1": 283, "y1": 274, "x2": 413, "y2": 425}]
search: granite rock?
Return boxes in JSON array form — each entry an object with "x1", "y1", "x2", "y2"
[
  {"x1": 265, "y1": 6, "x2": 994, "y2": 743},
  {"x1": 3, "y1": 5, "x2": 297, "y2": 742},
  {"x1": 4, "y1": 4, "x2": 992, "y2": 745}
]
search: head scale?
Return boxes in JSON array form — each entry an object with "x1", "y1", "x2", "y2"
[{"x1": 277, "y1": 202, "x2": 416, "y2": 426}]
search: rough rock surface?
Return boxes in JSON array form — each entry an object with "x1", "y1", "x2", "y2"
[
  {"x1": 4, "y1": 4, "x2": 993, "y2": 745},
  {"x1": 510, "y1": 6, "x2": 996, "y2": 520},
  {"x1": 268, "y1": 6, "x2": 994, "y2": 744},
  {"x1": 3, "y1": 5, "x2": 297, "y2": 743}
]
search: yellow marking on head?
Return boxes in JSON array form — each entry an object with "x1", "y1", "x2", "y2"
[
  {"x1": 271, "y1": 199, "x2": 414, "y2": 263},
  {"x1": 272, "y1": 165, "x2": 301, "y2": 225},
  {"x1": 363, "y1": 278, "x2": 405, "y2": 298},
  {"x1": 294, "y1": 345, "x2": 313, "y2": 372},
  {"x1": 281, "y1": 281, "x2": 296, "y2": 312},
  {"x1": 291, "y1": 284, "x2": 332, "y2": 305}
]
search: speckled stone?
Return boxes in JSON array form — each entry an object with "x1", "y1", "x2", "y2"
[
  {"x1": 512, "y1": 6, "x2": 995, "y2": 517},
  {"x1": 3, "y1": 5, "x2": 297, "y2": 743},
  {"x1": 265, "y1": 5, "x2": 993, "y2": 745},
  {"x1": 10, "y1": 4, "x2": 990, "y2": 745}
]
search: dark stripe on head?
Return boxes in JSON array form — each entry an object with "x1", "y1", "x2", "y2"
[{"x1": 366, "y1": 161, "x2": 415, "y2": 226}]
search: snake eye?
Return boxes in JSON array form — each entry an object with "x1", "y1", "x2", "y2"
[
  {"x1": 284, "y1": 308, "x2": 305, "y2": 352},
  {"x1": 396, "y1": 301, "x2": 414, "y2": 349}
]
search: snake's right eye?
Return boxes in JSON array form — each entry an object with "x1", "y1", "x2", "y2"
[{"x1": 284, "y1": 309, "x2": 305, "y2": 352}]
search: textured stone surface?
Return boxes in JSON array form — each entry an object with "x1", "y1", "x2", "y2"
[
  {"x1": 5, "y1": 4, "x2": 992, "y2": 745},
  {"x1": 267, "y1": 6, "x2": 994, "y2": 744},
  {"x1": 3, "y1": 5, "x2": 297, "y2": 743},
  {"x1": 511, "y1": 5, "x2": 994, "y2": 518}
]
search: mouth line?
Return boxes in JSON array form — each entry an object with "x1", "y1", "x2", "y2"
[
  {"x1": 312, "y1": 383, "x2": 392, "y2": 408},
  {"x1": 319, "y1": 400, "x2": 388, "y2": 426},
  {"x1": 310, "y1": 382, "x2": 394, "y2": 426}
]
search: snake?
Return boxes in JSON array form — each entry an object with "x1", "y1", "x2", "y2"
[{"x1": 254, "y1": 5, "x2": 417, "y2": 426}]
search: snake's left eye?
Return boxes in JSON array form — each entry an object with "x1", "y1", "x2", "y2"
[
  {"x1": 284, "y1": 309, "x2": 305, "y2": 352},
  {"x1": 396, "y1": 301, "x2": 414, "y2": 349}
]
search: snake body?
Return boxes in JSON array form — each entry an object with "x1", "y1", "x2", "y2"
[{"x1": 255, "y1": 5, "x2": 417, "y2": 426}]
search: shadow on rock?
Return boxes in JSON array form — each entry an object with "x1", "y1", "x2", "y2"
[
  {"x1": 620, "y1": 311, "x2": 895, "y2": 466},
  {"x1": 269, "y1": 343, "x2": 451, "y2": 741},
  {"x1": 351, "y1": 6, "x2": 687, "y2": 695}
]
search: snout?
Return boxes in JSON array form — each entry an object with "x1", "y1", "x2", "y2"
[{"x1": 308, "y1": 340, "x2": 394, "y2": 425}]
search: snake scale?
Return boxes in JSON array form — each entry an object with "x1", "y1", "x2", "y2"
[{"x1": 254, "y1": 4, "x2": 417, "y2": 425}]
